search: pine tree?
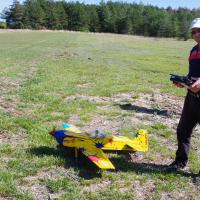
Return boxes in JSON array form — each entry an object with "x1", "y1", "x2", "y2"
[
  {"x1": 128, "y1": 4, "x2": 144, "y2": 35},
  {"x1": 97, "y1": 1, "x2": 116, "y2": 33},
  {"x1": 56, "y1": 2, "x2": 68, "y2": 30},
  {"x1": 67, "y1": 2, "x2": 89, "y2": 31},
  {"x1": 177, "y1": 8, "x2": 190, "y2": 40},
  {"x1": 23, "y1": 0, "x2": 45, "y2": 29},
  {"x1": 3, "y1": 0, "x2": 24, "y2": 29},
  {"x1": 88, "y1": 5, "x2": 100, "y2": 32}
]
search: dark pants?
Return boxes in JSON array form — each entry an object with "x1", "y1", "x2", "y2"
[{"x1": 175, "y1": 92, "x2": 200, "y2": 166}]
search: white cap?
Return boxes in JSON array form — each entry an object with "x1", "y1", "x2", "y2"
[{"x1": 190, "y1": 18, "x2": 200, "y2": 30}]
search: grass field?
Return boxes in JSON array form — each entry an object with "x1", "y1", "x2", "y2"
[{"x1": 0, "y1": 30, "x2": 200, "y2": 200}]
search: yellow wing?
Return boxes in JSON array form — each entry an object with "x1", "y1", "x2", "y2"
[{"x1": 80, "y1": 147, "x2": 115, "y2": 169}]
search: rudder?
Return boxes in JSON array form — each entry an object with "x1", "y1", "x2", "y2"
[{"x1": 132, "y1": 129, "x2": 148, "y2": 152}]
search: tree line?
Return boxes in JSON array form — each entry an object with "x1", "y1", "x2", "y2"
[{"x1": 1, "y1": 0, "x2": 200, "y2": 39}]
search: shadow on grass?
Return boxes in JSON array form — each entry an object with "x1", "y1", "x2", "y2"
[
  {"x1": 28, "y1": 146, "x2": 101, "y2": 180},
  {"x1": 118, "y1": 103, "x2": 169, "y2": 116},
  {"x1": 28, "y1": 146, "x2": 195, "y2": 179},
  {"x1": 110, "y1": 156, "x2": 194, "y2": 178}
]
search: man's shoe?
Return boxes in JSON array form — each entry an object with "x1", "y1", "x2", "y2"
[
  {"x1": 166, "y1": 161, "x2": 186, "y2": 171},
  {"x1": 193, "y1": 171, "x2": 200, "y2": 184}
]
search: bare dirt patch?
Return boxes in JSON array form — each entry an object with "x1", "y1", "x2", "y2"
[
  {"x1": 50, "y1": 112, "x2": 64, "y2": 117},
  {"x1": 19, "y1": 184, "x2": 49, "y2": 200},
  {"x1": 65, "y1": 95, "x2": 112, "y2": 104},
  {"x1": 68, "y1": 114, "x2": 81, "y2": 125},
  {"x1": 0, "y1": 197, "x2": 13, "y2": 200},
  {"x1": 0, "y1": 61, "x2": 39, "y2": 117},
  {"x1": 23, "y1": 167, "x2": 79, "y2": 182},
  {"x1": 0, "y1": 96, "x2": 24, "y2": 117},
  {"x1": 77, "y1": 82, "x2": 95, "y2": 89},
  {"x1": 58, "y1": 51, "x2": 79, "y2": 58},
  {"x1": 18, "y1": 167, "x2": 79, "y2": 200},
  {"x1": 161, "y1": 187, "x2": 200, "y2": 200},
  {"x1": 0, "y1": 77, "x2": 21, "y2": 94},
  {"x1": 0, "y1": 77, "x2": 23, "y2": 116},
  {"x1": 118, "y1": 92, "x2": 184, "y2": 130},
  {"x1": 82, "y1": 180, "x2": 111, "y2": 193},
  {"x1": 0, "y1": 130, "x2": 27, "y2": 145},
  {"x1": 131, "y1": 180, "x2": 155, "y2": 199},
  {"x1": 65, "y1": 93, "x2": 135, "y2": 104},
  {"x1": 0, "y1": 67, "x2": 37, "y2": 116},
  {"x1": 81, "y1": 115, "x2": 125, "y2": 134},
  {"x1": 65, "y1": 91, "x2": 185, "y2": 132}
]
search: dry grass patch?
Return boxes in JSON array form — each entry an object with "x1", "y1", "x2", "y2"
[{"x1": 0, "y1": 130, "x2": 27, "y2": 146}]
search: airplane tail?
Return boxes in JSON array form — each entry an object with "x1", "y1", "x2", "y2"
[{"x1": 131, "y1": 129, "x2": 148, "y2": 152}]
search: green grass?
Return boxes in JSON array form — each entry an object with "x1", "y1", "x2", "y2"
[{"x1": 0, "y1": 30, "x2": 200, "y2": 199}]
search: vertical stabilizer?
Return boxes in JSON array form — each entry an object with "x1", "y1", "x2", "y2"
[{"x1": 131, "y1": 129, "x2": 148, "y2": 152}]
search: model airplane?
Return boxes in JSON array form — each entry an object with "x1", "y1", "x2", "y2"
[{"x1": 49, "y1": 123, "x2": 148, "y2": 169}]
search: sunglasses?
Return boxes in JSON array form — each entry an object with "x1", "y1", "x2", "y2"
[{"x1": 191, "y1": 29, "x2": 200, "y2": 35}]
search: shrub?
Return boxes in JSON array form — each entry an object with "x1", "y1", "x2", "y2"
[{"x1": 0, "y1": 21, "x2": 6, "y2": 29}]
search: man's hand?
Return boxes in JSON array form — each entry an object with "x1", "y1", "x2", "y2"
[{"x1": 190, "y1": 78, "x2": 200, "y2": 93}]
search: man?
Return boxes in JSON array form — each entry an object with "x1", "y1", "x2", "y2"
[{"x1": 169, "y1": 18, "x2": 200, "y2": 181}]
